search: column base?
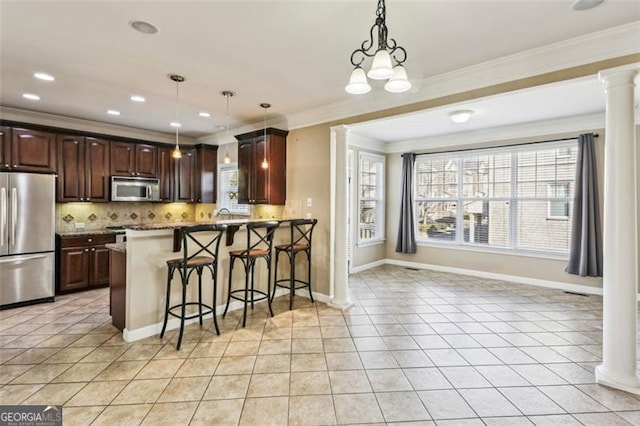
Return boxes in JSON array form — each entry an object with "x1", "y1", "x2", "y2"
[
  {"x1": 328, "y1": 298, "x2": 354, "y2": 311},
  {"x1": 596, "y1": 364, "x2": 640, "y2": 395}
]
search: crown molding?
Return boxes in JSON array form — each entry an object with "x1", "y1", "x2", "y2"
[
  {"x1": 267, "y1": 21, "x2": 639, "y2": 134},
  {"x1": 384, "y1": 112, "x2": 605, "y2": 154},
  {"x1": 0, "y1": 106, "x2": 196, "y2": 144},
  {"x1": 347, "y1": 132, "x2": 386, "y2": 153}
]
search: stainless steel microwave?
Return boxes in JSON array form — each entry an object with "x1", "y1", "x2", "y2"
[{"x1": 110, "y1": 176, "x2": 160, "y2": 202}]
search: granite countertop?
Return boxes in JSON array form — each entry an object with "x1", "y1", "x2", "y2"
[
  {"x1": 126, "y1": 217, "x2": 304, "y2": 231},
  {"x1": 105, "y1": 243, "x2": 126, "y2": 253},
  {"x1": 56, "y1": 229, "x2": 126, "y2": 237}
]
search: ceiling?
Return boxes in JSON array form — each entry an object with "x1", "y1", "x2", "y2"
[{"x1": 1, "y1": 1, "x2": 639, "y2": 140}]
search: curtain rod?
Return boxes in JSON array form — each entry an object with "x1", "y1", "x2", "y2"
[{"x1": 403, "y1": 133, "x2": 599, "y2": 157}]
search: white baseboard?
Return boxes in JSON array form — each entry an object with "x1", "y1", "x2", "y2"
[
  {"x1": 123, "y1": 287, "x2": 332, "y2": 343},
  {"x1": 385, "y1": 258, "x2": 603, "y2": 296},
  {"x1": 350, "y1": 259, "x2": 386, "y2": 274}
]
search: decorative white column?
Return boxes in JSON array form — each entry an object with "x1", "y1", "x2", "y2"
[
  {"x1": 328, "y1": 125, "x2": 354, "y2": 310},
  {"x1": 596, "y1": 67, "x2": 640, "y2": 395}
]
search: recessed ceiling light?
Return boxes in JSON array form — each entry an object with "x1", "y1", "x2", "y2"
[
  {"x1": 571, "y1": 0, "x2": 605, "y2": 11},
  {"x1": 107, "y1": 110, "x2": 121, "y2": 116},
  {"x1": 129, "y1": 20, "x2": 158, "y2": 34},
  {"x1": 34, "y1": 72, "x2": 55, "y2": 81},
  {"x1": 199, "y1": 112, "x2": 211, "y2": 118},
  {"x1": 449, "y1": 110, "x2": 474, "y2": 124},
  {"x1": 22, "y1": 93, "x2": 40, "y2": 100},
  {"x1": 170, "y1": 122, "x2": 182, "y2": 128},
  {"x1": 130, "y1": 95, "x2": 145, "y2": 102}
]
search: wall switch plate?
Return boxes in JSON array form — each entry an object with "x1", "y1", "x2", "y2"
[
  {"x1": 75, "y1": 222, "x2": 85, "y2": 229},
  {"x1": 306, "y1": 197, "x2": 312, "y2": 207}
]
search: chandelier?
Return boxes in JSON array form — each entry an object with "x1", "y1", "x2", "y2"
[{"x1": 345, "y1": 0, "x2": 411, "y2": 94}]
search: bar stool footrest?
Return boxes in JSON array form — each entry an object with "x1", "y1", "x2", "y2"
[
  {"x1": 274, "y1": 278, "x2": 311, "y2": 291},
  {"x1": 167, "y1": 302, "x2": 215, "y2": 320},
  {"x1": 228, "y1": 289, "x2": 270, "y2": 304}
]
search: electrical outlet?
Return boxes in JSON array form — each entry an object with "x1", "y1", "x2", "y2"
[
  {"x1": 75, "y1": 222, "x2": 85, "y2": 230},
  {"x1": 306, "y1": 213, "x2": 312, "y2": 219},
  {"x1": 306, "y1": 197, "x2": 312, "y2": 207}
]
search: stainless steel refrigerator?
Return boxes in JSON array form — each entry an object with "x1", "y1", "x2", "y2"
[{"x1": 0, "y1": 173, "x2": 55, "y2": 307}]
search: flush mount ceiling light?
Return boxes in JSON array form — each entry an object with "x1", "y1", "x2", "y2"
[
  {"x1": 221, "y1": 90, "x2": 236, "y2": 164},
  {"x1": 129, "y1": 20, "x2": 158, "y2": 34},
  {"x1": 34, "y1": 72, "x2": 54, "y2": 81},
  {"x1": 169, "y1": 74, "x2": 185, "y2": 159},
  {"x1": 130, "y1": 95, "x2": 145, "y2": 102},
  {"x1": 260, "y1": 103, "x2": 270, "y2": 169},
  {"x1": 449, "y1": 110, "x2": 474, "y2": 124},
  {"x1": 107, "y1": 109, "x2": 120, "y2": 115},
  {"x1": 22, "y1": 93, "x2": 40, "y2": 100},
  {"x1": 571, "y1": 0, "x2": 605, "y2": 11},
  {"x1": 346, "y1": 0, "x2": 411, "y2": 94}
]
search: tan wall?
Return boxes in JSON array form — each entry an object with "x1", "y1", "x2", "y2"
[
  {"x1": 385, "y1": 129, "x2": 605, "y2": 289},
  {"x1": 285, "y1": 125, "x2": 332, "y2": 296}
]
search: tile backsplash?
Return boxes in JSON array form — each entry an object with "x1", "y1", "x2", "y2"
[
  {"x1": 55, "y1": 202, "x2": 288, "y2": 233},
  {"x1": 55, "y1": 202, "x2": 200, "y2": 233}
]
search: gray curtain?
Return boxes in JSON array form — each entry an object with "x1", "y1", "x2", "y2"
[
  {"x1": 566, "y1": 133, "x2": 603, "y2": 277},
  {"x1": 395, "y1": 153, "x2": 417, "y2": 254}
]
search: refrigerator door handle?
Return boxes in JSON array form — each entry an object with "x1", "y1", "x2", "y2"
[
  {"x1": 0, "y1": 253, "x2": 48, "y2": 264},
  {"x1": 10, "y1": 187, "x2": 17, "y2": 246},
  {"x1": 0, "y1": 187, "x2": 5, "y2": 247}
]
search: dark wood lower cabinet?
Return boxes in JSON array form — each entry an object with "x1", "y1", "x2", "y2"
[
  {"x1": 109, "y1": 248, "x2": 126, "y2": 331},
  {"x1": 56, "y1": 234, "x2": 116, "y2": 293}
]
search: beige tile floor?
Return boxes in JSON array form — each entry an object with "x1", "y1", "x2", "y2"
[{"x1": 1, "y1": 264, "x2": 640, "y2": 425}]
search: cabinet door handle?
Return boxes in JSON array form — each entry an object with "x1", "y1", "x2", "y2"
[
  {"x1": 88, "y1": 238, "x2": 92, "y2": 242},
  {"x1": 85, "y1": 248, "x2": 89, "y2": 252},
  {"x1": 91, "y1": 248, "x2": 95, "y2": 251}
]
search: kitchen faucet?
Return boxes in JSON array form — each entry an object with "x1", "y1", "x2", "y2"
[{"x1": 216, "y1": 208, "x2": 233, "y2": 219}]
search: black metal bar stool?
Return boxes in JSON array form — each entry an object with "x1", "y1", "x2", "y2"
[
  {"x1": 161, "y1": 223, "x2": 227, "y2": 350},
  {"x1": 223, "y1": 221, "x2": 280, "y2": 327},
  {"x1": 272, "y1": 218, "x2": 318, "y2": 310}
]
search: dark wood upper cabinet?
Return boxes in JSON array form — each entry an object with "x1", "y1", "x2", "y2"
[
  {"x1": 0, "y1": 126, "x2": 10, "y2": 171},
  {"x1": 110, "y1": 141, "x2": 135, "y2": 176},
  {"x1": 158, "y1": 146, "x2": 174, "y2": 202},
  {"x1": 10, "y1": 128, "x2": 57, "y2": 173},
  {"x1": 111, "y1": 141, "x2": 157, "y2": 177},
  {"x1": 57, "y1": 135, "x2": 85, "y2": 201},
  {"x1": 57, "y1": 135, "x2": 109, "y2": 202},
  {"x1": 136, "y1": 144, "x2": 158, "y2": 177},
  {"x1": 84, "y1": 138, "x2": 110, "y2": 202},
  {"x1": 195, "y1": 144, "x2": 218, "y2": 203},
  {"x1": 235, "y1": 128, "x2": 287, "y2": 205},
  {"x1": 175, "y1": 148, "x2": 196, "y2": 202}
]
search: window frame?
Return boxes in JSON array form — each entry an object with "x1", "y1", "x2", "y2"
[
  {"x1": 357, "y1": 151, "x2": 385, "y2": 246},
  {"x1": 413, "y1": 140, "x2": 577, "y2": 255},
  {"x1": 218, "y1": 163, "x2": 250, "y2": 216}
]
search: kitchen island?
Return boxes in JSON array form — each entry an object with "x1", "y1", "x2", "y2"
[{"x1": 107, "y1": 218, "x2": 307, "y2": 342}]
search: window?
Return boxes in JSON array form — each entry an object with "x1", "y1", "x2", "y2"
[
  {"x1": 358, "y1": 152, "x2": 385, "y2": 244},
  {"x1": 415, "y1": 141, "x2": 577, "y2": 254},
  {"x1": 548, "y1": 182, "x2": 570, "y2": 218},
  {"x1": 218, "y1": 164, "x2": 250, "y2": 215}
]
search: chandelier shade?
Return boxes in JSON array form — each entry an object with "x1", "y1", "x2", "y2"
[
  {"x1": 345, "y1": 67, "x2": 372, "y2": 95},
  {"x1": 384, "y1": 64, "x2": 411, "y2": 93},
  {"x1": 346, "y1": 0, "x2": 410, "y2": 94}
]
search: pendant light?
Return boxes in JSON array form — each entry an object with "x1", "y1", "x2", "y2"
[
  {"x1": 169, "y1": 74, "x2": 185, "y2": 159},
  {"x1": 221, "y1": 90, "x2": 235, "y2": 164},
  {"x1": 260, "y1": 103, "x2": 270, "y2": 169}
]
